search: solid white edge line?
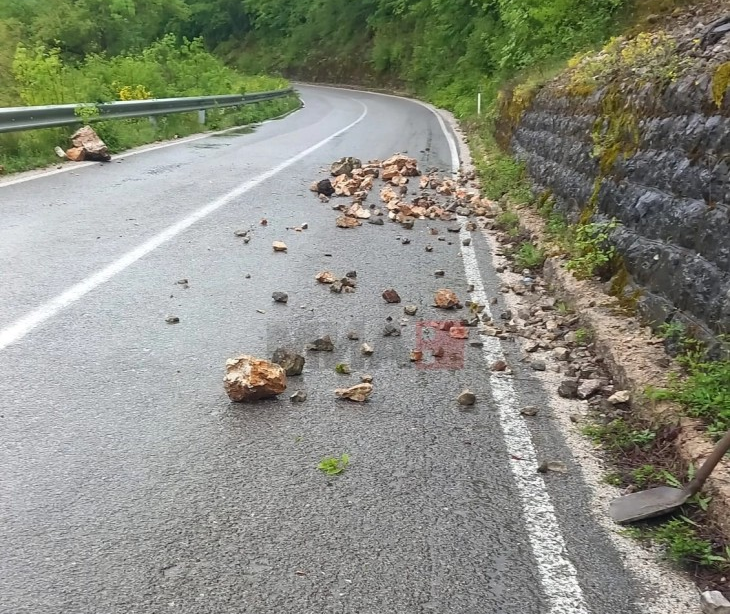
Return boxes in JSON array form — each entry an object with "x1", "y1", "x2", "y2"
[
  {"x1": 408, "y1": 90, "x2": 589, "y2": 612},
  {"x1": 0, "y1": 101, "x2": 367, "y2": 351}
]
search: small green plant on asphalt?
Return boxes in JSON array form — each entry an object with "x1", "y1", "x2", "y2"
[
  {"x1": 318, "y1": 454, "x2": 350, "y2": 475},
  {"x1": 565, "y1": 220, "x2": 619, "y2": 279},
  {"x1": 583, "y1": 418, "x2": 656, "y2": 451},
  {"x1": 335, "y1": 363, "x2": 351, "y2": 375},
  {"x1": 513, "y1": 242, "x2": 545, "y2": 271}
]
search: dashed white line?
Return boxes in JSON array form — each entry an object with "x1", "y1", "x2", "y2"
[{"x1": 0, "y1": 102, "x2": 367, "y2": 351}]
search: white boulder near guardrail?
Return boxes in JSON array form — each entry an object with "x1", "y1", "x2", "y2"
[{"x1": 0, "y1": 88, "x2": 295, "y2": 134}]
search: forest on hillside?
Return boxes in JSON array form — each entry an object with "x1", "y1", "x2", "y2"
[{"x1": 0, "y1": 0, "x2": 638, "y2": 113}]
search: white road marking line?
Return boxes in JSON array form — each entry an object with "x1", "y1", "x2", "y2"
[
  {"x1": 421, "y1": 96, "x2": 588, "y2": 612},
  {"x1": 0, "y1": 102, "x2": 368, "y2": 352},
  {"x1": 0, "y1": 100, "x2": 303, "y2": 189}
]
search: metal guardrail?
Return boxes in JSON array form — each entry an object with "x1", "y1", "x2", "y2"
[{"x1": 0, "y1": 88, "x2": 295, "y2": 134}]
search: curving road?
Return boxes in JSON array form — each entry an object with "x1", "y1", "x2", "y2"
[{"x1": 0, "y1": 86, "x2": 689, "y2": 614}]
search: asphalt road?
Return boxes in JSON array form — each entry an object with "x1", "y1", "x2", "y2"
[{"x1": 0, "y1": 86, "x2": 684, "y2": 613}]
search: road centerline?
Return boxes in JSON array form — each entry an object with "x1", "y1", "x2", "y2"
[{"x1": 0, "y1": 101, "x2": 368, "y2": 352}]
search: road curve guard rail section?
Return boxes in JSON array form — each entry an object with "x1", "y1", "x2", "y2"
[{"x1": 0, "y1": 88, "x2": 295, "y2": 134}]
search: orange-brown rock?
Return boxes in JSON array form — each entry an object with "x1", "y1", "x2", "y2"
[
  {"x1": 335, "y1": 383, "x2": 373, "y2": 402},
  {"x1": 224, "y1": 355, "x2": 287, "y2": 402},
  {"x1": 70, "y1": 125, "x2": 110, "y2": 161},
  {"x1": 434, "y1": 289, "x2": 460, "y2": 309},
  {"x1": 65, "y1": 147, "x2": 86, "y2": 162},
  {"x1": 316, "y1": 271, "x2": 336, "y2": 284},
  {"x1": 382, "y1": 166, "x2": 401, "y2": 181},
  {"x1": 336, "y1": 216, "x2": 360, "y2": 228}
]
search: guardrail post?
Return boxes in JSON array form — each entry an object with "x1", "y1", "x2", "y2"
[
  {"x1": 198, "y1": 110, "x2": 206, "y2": 125},
  {"x1": 149, "y1": 116, "x2": 157, "y2": 127}
]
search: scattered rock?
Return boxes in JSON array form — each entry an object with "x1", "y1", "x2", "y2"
[
  {"x1": 272, "y1": 291, "x2": 288, "y2": 304},
  {"x1": 345, "y1": 271, "x2": 357, "y2": 279},
  {"x1": 260, "y1": 219, "x2": 268, "y2": 226},
  {"x1": 69, "y1": 125, "x2": 111, "y2": 161},
  {"x1": 234, "y1": 229, "x2": 249, "y2": 237},
  {"x1": 525, "y1": 341, "x2": 540, "y2": 353},
  {"x1": 382, "y1": 289, "x2": 401, "y2": 304},
  {"x1": 553, "y1": 347, "x2": 571, "y2": 361},
  {"x1": 347, "y1": 331, "x2": 360, "y2": 340},
  {"x1": 176, "y1": 279, "x2": 189, "y2": 286},
  {"x1": 404, "y1": 305, "x2": 418, "y2": 316},
  {"x1": 434, "y1": 289, "x2": 459, "y2": 309},
  {"x1": 224, "y1": 355, "x2": 287, "y2": 402},
  {"x1": 307, "y1": 336, "x2": 334, "y2": 351},
  {"x1": 450, "y1": 327, "x2": 469, "y2": 339},
  {"x1": 608, "y1": 390, "x2": 631, "y2": 405},
  {"x1": 335, "y1": 363, "x2": 352, "y2": 375},
  {"x1": 577, "y1": 379, "x2": 602, "y2": 400},
  {"x1": 462, "y1": 237, "x2": 472, "y2": 246},
  {"x1": 469, "y1": 340, "x2": 484, "y2": 348},
  {"x1": 401, "y1": 238, "x2": 411, "y2": 245},
  {"x1": 313, "y1": 178, "x2": 335, "y2": 196},
  {"x1": 384, "y1": 323, "x2": 401, "y2": 337},
  {"x1": 520, "y1": 406, "x2": 540, "y2": 416},
  {"x1": 271, "y1": 348, "x2": 305, "y2": 376},
  {"x1": 330, "y1": 156, "x2": 361, "y2": 177},
  {"x1": 434, "y1": 270, "x2": 446, "y2": 277},
  {"x1": 361, "y1": 343, "x2": 374, "y2": 356},
  {"x1": 272, "y1": 241, "x2": 288, "y2": 252},
  {"x1": 537, "y1": 461, "x2": 568, "y2": 474},
  {"x1": 361, "y1": 374, "x2": 374, "y2": 383},
  {"x1": 410, "y1": 350, "x2": 423, "y2": 362},
  {"x1": 457, "y1": 390, "x2": 476, "y2": 406},
  {"x1": 290, "y1": 391, "x2": 308, "y2": 403},
  {"x1": 425, "y1": 245, "x2": 433, "y2": 252},
  {"x1": 335, "y1": 383, "x2": 373, "y2": 402},
  {"x1": 558, "y1": 379, "x2": 580, "y2": 399},
  {"x1": 316, "y1": 271, "x2": 336, "y2": 284},
  {"x1": 165, "y1": 315, "x2": 180, "y2": 324},
  {"x1": 700, "y1": 590, "x2": 730, "y2": 614},
  {"x1": 336, "y1": 216, "x2": 360, "y2": 229},
  {"x1": 531, "y1": 360, "x2": 547, "y2": 372},
  {"x1": 491, "y1": 360, "x2": 507, "y2": 372},
  {"x1": 368, "y1": 218, "x2": 384, "y2": 226}
]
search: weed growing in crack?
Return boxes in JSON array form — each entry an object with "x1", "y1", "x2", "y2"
[{"x1": 317, "y1": 454, "x2": 350, "y2": 475}]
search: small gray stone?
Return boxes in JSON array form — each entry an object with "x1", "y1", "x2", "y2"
[
  {"x1": 553, "y1": 347, "x2": 570, "y2": 361},
  {"x1": 577, "y1": 379, "x2": 602, "y2": 400},
  {"x1": 272, "y1": 292, "x2": 288, "y2": 304},
  {"x1": 404, "y1": 305, "x2": 418, "y2": 316},
  {"x1": 165, "y1": 315, "x2": 180, "y2": 324},
  {"x1": 434, "y1": 270, "x2": 446, "y2": 277},
  {"x1": 234, "y1": 229, "x2": 249, "y2": 237},
  {"x1": 457, "y1": 390, "x2": 476, "y2": 406},
  {"x1": 272, "y1": 348, "x2": 305, "y2": 376},
  {"x1": 462, "y1": 237, "x2": 472, "y2": 246},
  {"x1": 401, "y1": 238, "x2": 411, "y2": 245},
  {"x1": 361, "y1": 343, "x2": 374, "y2": 356},
  {"x1": 368, "y1": 217, "x2": 384, "y2": 225},
  {"x1": 425, "y1": 245, "x2": 434, "y2": 252},
  {"x1": 347, "y1": 331, "x2": 360, "y2": 340},
  {"x1": 520, "y1": 406, "x2": 539, "y2": 416},
  {"x1": 469, "y1": 340, "x2": 484, "y2": 348},
  {"x1": 701, "y1": 590, "x2": 730, "y2": 614},
  {"x1": 308, "y1": 336, "x2": 334, "y2": 351},
  {"x1": 290, "y1": 391, "x2": 308, "y2": 403},
  {"x1": 384, "y1": 323, "x2": 401, "y2": 337},
  {"x1": 558, "y1": 379, "x2": 579, "y2": 399},
  {"x1": 608, "y1": 390, "x2": 631, "y2": 404},
  {"x1": 531, "y1": 360, "x2": 547, "y2": 372}
]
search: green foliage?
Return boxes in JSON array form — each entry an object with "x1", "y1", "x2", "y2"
[
  {"x1": 317, "y1": 454, "x2": 350, "y2": 475},
  {"x1": 495, "y1": 210, "x2": 520, "y2": 232},
  {"x1": 567, "y1": 31, "x2": 690, "y2": 96},
  {"x1": 583, "y1": 418, "x2": 656, "y2": 451},
  {"x1": 565, "y1": 220, "x2": 619, "y2": 279},
  {"x1": 630, "y1": 464, "x2": 661, "y2": 487},
  {"x1": 649, "y1": 356, "x2": 730, "y2": 437},
  {"x1": 335, "y1": 363, "x2": 351, "y2": 375},
  {"x1": 574, "y1": 328, "x2": 593, "y2": 345},
  {"x1": 652, "y1": 518, "x2": 729, "y2": 569},
  {"x1": 514, "y1": 242, "x2": 546, "y2": 271},
  {"x1": 0, "y1": 34, "x2": 293, "y2": 173}
]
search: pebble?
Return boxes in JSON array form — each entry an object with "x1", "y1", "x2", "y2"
[
  {"x1": 290, "y1": 391, "x2": 308, "y2": 403},
  {"x1": 272, "y1": 291, "x2": 289, "y2": 304},
  {"x1": 165, "y1": 315, "x2": 180, "y2": 324},
  {"x1": 404, "y1": 305, "x2": 418, "y2": 316},
  {"x1": 457, "y1": 390, "x2": 476, "y2": 406}
]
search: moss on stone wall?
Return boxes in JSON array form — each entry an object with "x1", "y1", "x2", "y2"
[{"x1": 712, "y1": 62, "x2": 730, "y2": 109}]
